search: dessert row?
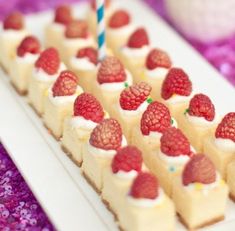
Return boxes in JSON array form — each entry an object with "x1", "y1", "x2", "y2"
[{"x1": 0, "y1": 1, "x2": 235, "y2": 231}]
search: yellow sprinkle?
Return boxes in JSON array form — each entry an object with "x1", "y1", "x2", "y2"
[
  {"x1": 44, "y1": 89, "x2": 49, "y2": 97},
  {"x1": 141, "y1": 71, "x2": 147, "y2": 80},
  {"x1": 104, "y1": 110, "x2": 109, "y2": 119},
  {"x1": 194, "y1": 183, "x2": 203, "y2": 190},
  {"x1": 220, "y1": 179, "x2": 225, "y2": 186}
]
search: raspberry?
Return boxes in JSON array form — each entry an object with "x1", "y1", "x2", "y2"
[
  {"x1": 161, "y1": 68, "x2": 192, "y2": 100},
  {"x1": 183, "y1": 155, "x2": 216, "y2": 186},
  {"x1": 89, "y1": 118, "x2": 122, "y2": 150},
  {"x1": 54, "y1": 5, "x2": 73, "y2": 25},
  {"x1": 130, "y1": 172, "x2": 159, "y2": 199},
  {"x1": 112, "y1": 146, "x2": 143, "y2": 173},
  {"x1": 65, "y1": 20, "x2": 88, "y2": 39},
  {"x1": 91, "y1": 0, "x2": 110, "y2": 10},
  {"x1": 17, "y1": 36, "x2": 40, "y2": 57},
  {"x1": 52, "y1": 70, "x2": 78, "y2": 97},
  {"x1": 109, "y1": 10, "x2": 130, "y2": 28},
  {"x1": 141, "y1": 101, "x2": 171, "y2": 135},
  {"x1": 146, "y1": 48, "x2": 172, "y2": 70},
  {"x1": 74, "y1": 93, "x2": 104, "y2": 123},
  {"x1": 35, "y1": 47, "x2": 60, "y2": 75},
  {"x1": 160, "y1": 127, "x2": 191, "y2": 157},
  {"x1": 127, "y1": 28, "x2": 149, "y2": 48},
  {"x1": 215, "y1": 112, "x2": 235, "y2": 142},
  {"x1": 76, "y1": 47, "x2": 98, "y2": 65},
  {"x1": 188, "y1": 93, "x2": 215, "y2": 121},
  {"x1": 97, "y1": 56, "x2": 127, "y2": 84},
  {"x1": 3, "y1": 12, "x2": 24, "y2": 30},
  {"x1": 119, "y1": 82, "x2": 151, "y2": 110}
]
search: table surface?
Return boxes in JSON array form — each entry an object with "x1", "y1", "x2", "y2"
[{"x1": 0, "y1": 0, "x2": 234, "y2": 230}]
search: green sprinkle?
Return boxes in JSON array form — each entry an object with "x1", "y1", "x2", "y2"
[
  {"x1": 169, "y1": 166, "x2": 176, "y2": 173},
  {"x1": 147, "y1": 98, "x2": 153, "y2": 104},
  {"x1": 171, "y1": 118, "x2": 174, "y2": 125},
  {"x1": 184, "y1": 108, "x2": 189, "y2": 115},
  {"x1": 124, "y1": 82, "x2": 129, "y2": 88}
]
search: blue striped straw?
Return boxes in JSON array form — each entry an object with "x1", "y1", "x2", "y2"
[{"x1": 96, "y1": 0, "x2": 106, "y2": 61}]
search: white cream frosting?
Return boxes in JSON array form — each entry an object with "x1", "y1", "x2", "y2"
[
  {"x1": 88, "y1": 135, "x2": 127, "y2": 158},
  {"x1": 33, "y1": 63, "x2": 66, "y2": 82},
  {"x1": 63, "y1": 36, "x2": 95, "y2": 48},
  {"x1": 184, "y1": 173, "x2": 222, "y2": 196},
  {"x1": 185, "y1": 113, "x2": 217, "y2": 127},
  {"x1": 48, "y1": 86, "x2": 83, "y2": 106},
  {"x1": 165, "y1": 91, "x2": 193, "y2": 104},
  {"x1": 0, "y1": 29, "x2": 27, "y2": 40},
  {"x1": 144, "y1": 67, "x2": 169, "y2": 79},
  {"x1": 99, "y1": 69, "x2": 133, "y2": 91},
  {"x1": 70, "y1": 56, "x2": 97, "y2": 71},
  {"x1": 107, "y1": 23, "x2": 135, "y2": 37},
  {"x1": 127, "y1": 188, "x2": 165, "y2": 208},
  {"x1": 118, "y1": 101, "x2": 149, "y2": 116},
  {"x1": 121, "y1": 45, "x2": 150, "y2": 58},
  {"x1": 49, "y1": 22, "x2": 65, "y2": 32},
  {"x1": 115, "y1": 169, "x2": 138, "y2": 179},
  {"x1": 16, "y1": 53, "x2": 39, "y2": 64},
  {"x1": 214, "y1": 138, "x2": 235, "y2": 152},
  {"x1": 70, "y1": 116, "x2": 98, "y2": 130}
]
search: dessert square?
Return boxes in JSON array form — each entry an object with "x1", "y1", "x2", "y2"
[{"x1": 227, "y1": 161, "x2": 235, "y2": 201}]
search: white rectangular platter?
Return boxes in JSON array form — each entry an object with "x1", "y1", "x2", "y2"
[{"x1": 0, "y1": 0, "x2": 235, "y2": 230}]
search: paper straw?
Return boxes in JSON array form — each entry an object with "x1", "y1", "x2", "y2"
[{"x1": 96, "y1": 0, "x2": 106, "y2": 61}]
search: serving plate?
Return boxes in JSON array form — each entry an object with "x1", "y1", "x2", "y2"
[{"x1": 0, "y1": 0, "x2": 234, "y2": 230}]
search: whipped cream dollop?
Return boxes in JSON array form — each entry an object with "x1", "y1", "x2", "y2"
[
  {"x1": 127, "y1": 188, "x2": 165, "y2": 208},
  {"x1": 115, "y1": 169, "x2": 139, "y2": 179},
  {"x1": 70, "y1": 116, "x2": 98, "y2": 130},
  {"x1": 99, "y1": 69, "x2": 133, "y2": 91},
  {"x1": 108, "y1": 23, "x2": 135, "y2": 37},
  {"x1": 184, "y1": 173, "x2": 223, "y2": 196},
  {"x1": 144, "y1": 67, "x2": 169, "y2": 79},
  {"x1": 118, "y1": 101, "x2": 149, "y2": 116},
  {"x1": 185, "y1": 113, "x2": 218, "y2": 127},
  {"x1": 63, "y1": 36, "x2": 95, "y2": 48},
  {"x1": 88, "y1": 135, "x2": 127, "y2": 158},
  {"x1": 121, "y1": 45, "x2": 150, "y2": 58},
  {"x1": 16, "y1": 53, "x2": 39, "y2": 64},
  {"x1": 165, "y1": 92, "x2": 194, "y2": 104},
  {"x1": 48, "y1": 86, "x2": 83, "y2": 106},
  {"x1": 70, "y1": 56, "x2": 97, "y2": 71},
  {"x1": 33, "y1": 63, "x2": 66, "y2": 82},
  {"x1": 214, "y1": 138, "x2": 235, "y2": 152}
]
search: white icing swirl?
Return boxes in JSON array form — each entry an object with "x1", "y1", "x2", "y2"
[
  {"x1": 33, "y1": 63, "x2": 66, "y2": 82},
  {"x1": 48, "y1": 86, "x2": 83, "y2": 106},
  {"x1": 88, "y1": 135, "x2": 127, "y2": 158},
  {"x1": 70, "y1": 56, "x2": 97, "y2": 71},
  {"x1": 63, "y1": 36, "x2": 95, "y2": 48},
  {"x1": 144, "y1": 67, "x2": 169, "y2": 79},
  {"x1": 70, "y1": 116, "x2": 98, "y2": 130},
  {"x1": 214, "y1": 138, "x2": 235, "y2": 152},
  {"x1": 121, "y1": 45, "x2": 150, "y2": 57},
  {"x1": 108, "y1": 23, "x2": 135, "y2": 37},
  {"x1": 16, "y1": 53, "x2": 39, "y2": 64},
  {"x1": 99, "y1": 69, "x2": 133, "y2": 91},
  {"x1": 165, "y1": 91, "x2": 193, "y2": 104},
  {"x1": 115, "y1": 169, "x2": 138, "y2": 179},
  {"x1": 185, "y1": 113, "x2": 217, "y2": 127},
  {"x1": 118, "y1": 101, "x2": 149, "y2": 116},
  {"x1": 127, "y1": 188, "x2": 165, "y2": 207}
]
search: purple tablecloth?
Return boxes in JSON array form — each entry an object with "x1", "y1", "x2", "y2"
[{"x1": 0, "y1": 0, "x2": 234, "y2": 230}]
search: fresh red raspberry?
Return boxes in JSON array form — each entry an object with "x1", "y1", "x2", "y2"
[
  {"x1": 54, "y1": 5, "x2": 73, "y2": 25},
  {"x1": 3, "y1": 12, "x2": 24, "y2": 30},
  {"x1": 160, "y1": 127, "x2": 191, "y2": 157},
  {"x1": 65, "y1": 20, "x2": 88, "y2": 39},
  {"x1": 141, "y1": 101, "x2": 171, "y2": 135},
  {"x1": 130, "y1": 172, "x2": 159, "y2": 199},
  {"x1": 91, "y1": 0, "x2": 110, "y2": 10},
  {"x1": 112, "y1": 146, "x2": 143, "y2": 174},
  {"x1": 161, "y1": 68, "x2": 192, "y2": 100},
  {"x1": 74, "y1": 93, "x2": 104, "y2": 123},
  {"x1": 97, "y1": 56, "x2": 127, "y2": 84},
  {"x1": 188, "y1": 93, "x2": 215, "y2": 121},
  {"x1": 146, "y1": 48, "x2": 172, "y2": 70},
  {"x1": 52, "y1": 70, "x2": 78, "y2": 97},
  {"x1": 109, "y1": 9, "x2": 130, "y2": 28},
  {"x1": 127, "y1": 28, "x2": 149, "y2": 48},
  {"x1": 215, "y1": 112, "x2": 235, "y2": 142},
  {"x1": 183, "y1": 155, "x2": 216, "y2": 186},
  {"x1": 17, "y1": 36, "x2": 40, "y2": 57},
  {"x1": 76, "y1": 47, "x2": 98, "y2": 65},
  {"x1": 35, "y1": 47, "x2": 60, "y2": 75},
  {"x1": 90, "y1": 118, "x2": 123, "y2": 150},
  {"x1": 119, "y1": 82, "x2": 151, "y2": 110}
]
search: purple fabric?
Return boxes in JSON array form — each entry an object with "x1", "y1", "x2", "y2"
[{"x1": 0, "y1": 0, "x2": 234, "y2": 230}]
